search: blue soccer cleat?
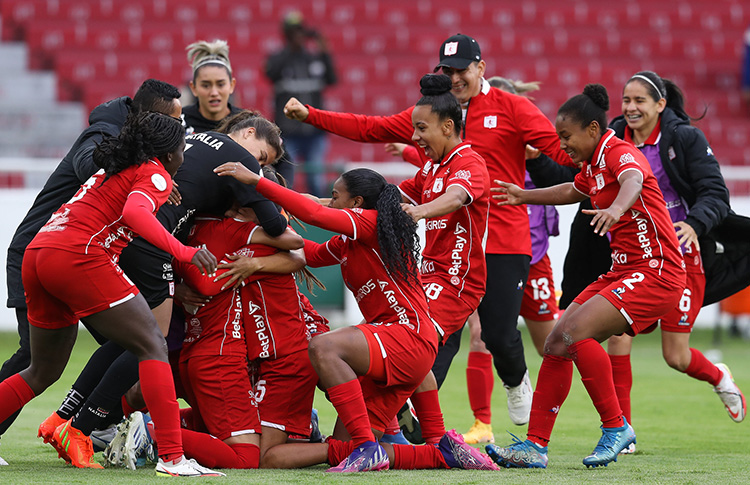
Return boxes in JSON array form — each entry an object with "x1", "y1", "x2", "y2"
[
  {"x1": 582, "y1": 417, "x2": 636, "y2": 468},
  {"x1": 327, "y1": 440, "x2": 389, "y2": 473},
  {"x1": 486, "y1": 432, "x2": 548, "y2": 468}
]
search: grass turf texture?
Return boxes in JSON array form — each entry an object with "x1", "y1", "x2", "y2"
[{"x1": 0, "y1": 326, "x2": 748, "y2": 483}]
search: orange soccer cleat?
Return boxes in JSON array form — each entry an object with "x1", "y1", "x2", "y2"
[{"x1": 51, "y1": 419, "x2": 103, "y2": 469}]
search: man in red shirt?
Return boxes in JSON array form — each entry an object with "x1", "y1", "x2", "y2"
[{"x1": 283, "y1": 33, "x2": 572, "y2": 426}]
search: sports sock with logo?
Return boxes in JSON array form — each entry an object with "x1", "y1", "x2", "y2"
[
  {"x1": 685, "y1": 348, "x2": 722, "y2": 386},
  {"x1": 410, "y1": 389, "x2": 445, "y2": 444},
  {"x1": 609, "y1": 354, "x2": 632, "y2": 425},
  {"x1": 326, "y1": 379, "x2": 375, "y2": 446},
  {"x1": 527, "y1": 354, "x2": 572, "y2": 447},
  {"x1": 466, "y1": 351, "x2": 494, "y2": 423},
  {"x1": 570, "y1": 338, "x2": 624, "y2": 429}
]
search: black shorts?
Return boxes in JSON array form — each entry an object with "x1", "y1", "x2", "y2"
[{"x1": 119, "y1": 237, "x2": 174, "y2": 309}]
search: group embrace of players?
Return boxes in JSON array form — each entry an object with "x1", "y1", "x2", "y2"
[{"x1": 0, "y1": 32, "x2": 745, "y2": 477}]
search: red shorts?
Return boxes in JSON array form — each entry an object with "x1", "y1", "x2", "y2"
[
  {"x1": 423, "y1": 277, "x2": 477, "y2": 339},
  {"x1": 520, "y1": 254, "x2": 559, "y2": 322},
  {"x1": 657, "y1": 270, "x2": 706, "y2": 333},
  {"x1": 23, "y1": 247, "x2": 139, "y2": 329},
  {"x1": 573, "y1": 266, "x2": 685, "y2": 336},
  {"x1": 253, "y1": 349, "x2": 318, "y2": 436},
  {"x1": 179, "y1": 354, "x2": 260, "y2": 441},
  {"x1": 357, "y1": 324, "x2": 437, "y2": 431}
]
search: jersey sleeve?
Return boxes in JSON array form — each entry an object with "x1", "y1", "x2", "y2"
[
  {"x1": 303, "y1": 237, "x2": 345, "y2": 268},
  {"x1": 255, "y1": 177, "x2": 358, "y2": 237},
  {"x1": 445, "y1": 153, "x2": 487, "y2": 204},
  {"x1": 305, "y1": 106, "x2": 415, "y2": 144},
  {"x1": 398, "y1": 169, "x2": 424, "y2": 205},
  {"x1": 572, "y1": 168, "x2": 591, "y2": 196},
  {"x1": 608, "y1": 146, "x2": 645, "y2": 181},
  {"x1": 512, "y1": 96, "x2": 574, "y2": 167},
  {"x1": 401, "y1": 145, "x2": 424, "y2": 167}
]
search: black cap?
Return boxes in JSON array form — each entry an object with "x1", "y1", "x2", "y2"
[{"x1": 434, "y1": 34, "x2": 481, "y2": 71}]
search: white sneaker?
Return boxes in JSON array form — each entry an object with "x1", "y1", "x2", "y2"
[
  {"x1": 714, "y1": 363, "x2": 746, "y2": 423},
  {"x1": 91, "y1": 424, "x2": 117, "y2": 452},
  {"x1": 504, "y1": 370, "x2": 532, "y2": 425},
  {"x1": 105, "y1": 411, "x2": 154, "y2": 470},
  {"x1": 155, "y1": 456, "x2": 226, "y2": 477}
]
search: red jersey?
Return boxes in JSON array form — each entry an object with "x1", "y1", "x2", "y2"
[
  {"x1": 304, "y1": 80, "x2": 571, "y2": 255},
  {"x1": 573, "y1": 130, "x2": 684, "y2": 276},
  {"x1": 253, "y1": 178, "x2": 436, "y2": 347},
  {"x1": 30, "y1": 162, "x2": 183, "y2": 258},
  {"x1": 399, "y1": 142, "x2": 490, "y2": 308}
]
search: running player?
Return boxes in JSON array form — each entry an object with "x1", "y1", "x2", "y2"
[
  {"x1": 0, "y1": 112, "x2": 223, "y2": 477},
  {"x1": 283, "y1": 33, "x2": 572, "y2": 426},
  {"x1": 606, "y1": 72, "x2": 745, "y2": 441},
  {"x1": 487, "y1": 84, "x2": 686, "y2": 469}
]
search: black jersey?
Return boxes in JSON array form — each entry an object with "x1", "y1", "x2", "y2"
[
  {"x1": 181, "y1": 103, "x2": 243, "y2": 135},
  {"x1": 158, "y1": 131, "x2": 287, "y2": 240},
  {"x1": 6, "y1": 96, "x2": 131, "y2": 308}
]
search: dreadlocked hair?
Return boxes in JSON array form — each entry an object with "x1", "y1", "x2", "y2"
[
  {"x1": 340, "y1": 168, "x2": 420, "y2": 285},
  {"x1": 93, "y1": 112, "x2": 184, "y2": 176}
]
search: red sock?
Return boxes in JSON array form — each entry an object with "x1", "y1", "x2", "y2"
[
  {"x1": 410, "y1": 389, "x2": 445, "y2": 444},
  {"x1": 392, "y1": 444, "x2": 449, "y2": 469},
  {"x1": 0, "y1": 374, "x2": 36, "y2": 422},
  {"x1": 609, "y1": 354, "x2": 632, "y2": 425},
  {"x1": 384, "y1": 416, "x2": 401, "y2": 436},
  {"x1": 527, "y1": 355, "x2": 572, "y2": 446},
  {"x1": 685, "y1": 348, "x2": 722, "y2": 386},
  {"x1": 327, "y1": 379, "x2": 375, "y2": 446},
  {"x1": 181, "y1": 428, "x2": 259, "y2": 468},
  {"x1": 569, "y1": 339, "x2": 623, "y2": 429},
  {"x1": 139, "y1": 360, "x2": 183, "y2": 461},
  {"x1": 327, "y1": 438, "x2": 357, "y2": 465},
  {"x1": 466, "y1": 352, "x2": 493, "y2": 423}
]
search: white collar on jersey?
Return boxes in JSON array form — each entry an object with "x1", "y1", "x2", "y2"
[
  {"x1": 594, "y1": 129, "x2": 617, "y2": 167},
  {"x1": 480, "y1": 78, "x2": 490, "y2": 95}
]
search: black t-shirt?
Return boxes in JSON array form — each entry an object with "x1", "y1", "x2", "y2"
[
  {"x1": 158, "y1": 131, "x2": 287, "y2": 240},
  {"x1": 181, "y1": 103, "x2": 243, "y2": 135}
]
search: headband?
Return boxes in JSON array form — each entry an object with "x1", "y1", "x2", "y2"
[
  {"x1": 630, "y1": 74, "x2": 664, "y2": 100},
  {"x1": 193, "y1": 56, "x2": 232, "y2": 75}
]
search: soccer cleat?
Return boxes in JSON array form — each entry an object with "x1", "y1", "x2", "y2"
[
  {"x1": 38, "y1": 412, "x2": 66, "y2": 444},
  {"x1": 0, "y1": 440, "x2": 8, "y2": 466},
  {"x1": 714, "y1": 363, "x2": 746, "y2": 423},
  {"x1": 504, "y1": 370, "x2": 533, "y2": 426},
  {"x1": 438, "y1": 429, "x2": 500, "y2": 470},
  {"x1": 52, "y1": 419, "x2": 104, "y2": 469},
  {"x1": 486, "y1": 433, "x2": 548, "y2": 468},
  {"x1": 155, "y1": 456, "x2": 225, "y2": 477},
  {"x1": 397, "y1": 400, "x2": 424, "y2": 444},
  {"x1": 91, "y1": 424, "x2": 117, "y2": 453},
  {"x1": 619, "y1": 442, "x2": 636, "y2": 455},
  {"x1": 582, "y1": 417, "x2": 636, "y2": 468},
  {"x1": 309, "y1": 408, "x2": 325, "y2": 443},
  {"x1": 326, "y1": 440, "x2": 389, "y2": 473},
  {"x1": 462, "y1": 419, "x2": 495, "y2": 444},
  {"x1": 380, "y1": 430, "x2": 410, "y2": 445},
  {"x1": 105, "y1": 411, "x2": 154, "y2": 470}
]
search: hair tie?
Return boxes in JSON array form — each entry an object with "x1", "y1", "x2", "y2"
[{"x1": 630, "y1": 74, "x2": 665, "y2": 100}]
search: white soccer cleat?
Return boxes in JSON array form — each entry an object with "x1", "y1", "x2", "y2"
[
  {"x1": 714, "y1": 363, "x2": 746, "y2": 423},
  {"x1": 504, "y1": 370, "x2": 533, "y2": 425},
  {"x1": 155, "y1": 456, "x2": 226, "y2": 477},
  {"x1": 105, "y1": 411, "x2": 155, "y2": 470}
]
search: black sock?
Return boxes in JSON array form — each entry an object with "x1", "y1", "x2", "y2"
[{"x1": 57, "y1": 388, "x2": 86, "y2": 420}]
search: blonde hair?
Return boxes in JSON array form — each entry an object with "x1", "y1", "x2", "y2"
[
  {"x1": 186, "y1": 39, "x2": 232, "y2": 81},
  {"x1": 487, "y1": 76, "x2": 541, "y2": 98}
]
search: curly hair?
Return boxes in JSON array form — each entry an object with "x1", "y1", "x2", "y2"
[
  {"x1": 340, "y1": 168, "x2": 420, "y2": 285},
  {"x1": 93, "y1": 112, "x2": 185, "y2": 176}
]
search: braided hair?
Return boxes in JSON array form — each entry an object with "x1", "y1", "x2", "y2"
[
  {"x1": 340, "y1": 168, "x2": 420, "y2": 285},
  {"x1": 558, "y1": 83, "x2": 610, "y2": 135},
  {"x1": 93, "y1": 112, "x2": 185, "y2": 176}
]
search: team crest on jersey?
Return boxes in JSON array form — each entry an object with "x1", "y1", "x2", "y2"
[
  {"x1": 611, "y1": 286, "x2": 627, "y2": 300},
  {"x1": 618, "y1": 153, "x2": 636, "y2": 166},
  {"x1": 444, "y1": 42, "x2": 458, "y2": 56},
  {"x1": 595, "y1": 173, "x2": 605, "y2": 190},
  {"x1": 151, "y1": 173, "x2": 168, "y2": 191},
  {"x1": 451, "y1": 170, "x2": 472, "y2": 182},
  {"x1": 483, "y1": 115, "x2": 497, "y2": 129},
  {"x1": 432, "y1": 178, "x2": 444, "y2": 193}
]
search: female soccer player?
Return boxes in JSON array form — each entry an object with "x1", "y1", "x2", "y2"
[
  {"x1": 283, "y1": 34, "x2": 573, "y2": 426},
  {"x1": 182, "y1": 39, "x2": 239, "y2": 135},
  {"x1": 487, "y1": 84, "x2": 686, "y2": 469},
  {"x1": 214, "y1": 164, "x2": 495, "y2": 472},
  {"x1": 606, "y1": 71, "x2": 745, "y2": 435},
  {"x1": 0, "y1": 112, "x2": 223, "y2": 477}
]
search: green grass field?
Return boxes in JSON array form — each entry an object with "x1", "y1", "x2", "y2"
[{"x1": 0, "y1": 326, "x2": 748, "y2": 483}]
